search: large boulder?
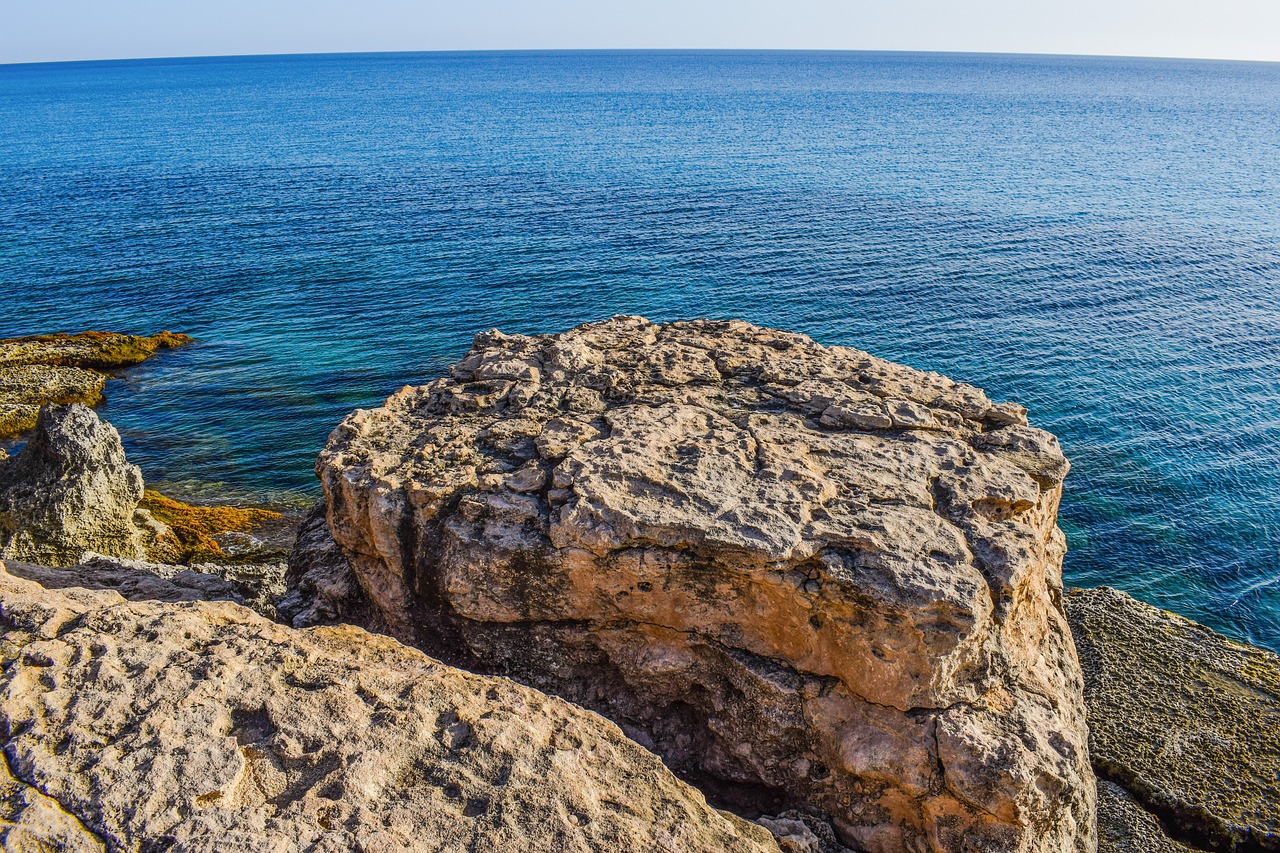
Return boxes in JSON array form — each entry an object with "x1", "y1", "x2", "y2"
[
  {"x1": 0, "y1": 564, "x2": 780, "y2": 853},
  {"x1": 0, "y1": 404, "x2": 152, "y2": 564},
  {"x1": 311, "y1": 316, "x2": 1096, "y2": 853},
  {"x1": 1066, "y1": 586, "x2": 1280, "y2": 852}
]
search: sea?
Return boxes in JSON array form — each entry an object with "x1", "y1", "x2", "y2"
[{"x1": 1, "y1": 51, "x2": 1278, "y2": 652}]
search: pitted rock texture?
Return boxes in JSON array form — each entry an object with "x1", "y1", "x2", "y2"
[
  {"x1": 313, "y1": 316, "x2": 1095, "y2": 853},
  {"x1": 1095, "y1": 781, "x2": 1194, "y2": 853},
  {"x1": 0, "y1": 565, "x2": 779, "y2": 853},
  {"x1": 0, "y1": 404, "x2": 154, "y2": 565},
  {"x1": 1067, "y1": 586, "x2": 1280, "y2": 852}
]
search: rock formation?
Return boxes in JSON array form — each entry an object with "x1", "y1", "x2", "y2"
[
  {"x1": 3, "y1": 555, "x2": 246, "y2": 606},
  {"x1": 0, "y1": 403, "x2": 290, "y2": 616},
  {"x1": 0, "y1": 564, "x2": 780, "y2": 853},
  {"x1": 1066, "y1": 586, "x2": 1280, "y2": 852},
  {"x1": 309, "y1": 316, "x2": 1096, "y2": 853},
  {"x1": 0, "y1": 404, "x2": 153, "y2": 564},
  {"x1": 0, "y1": 330, "x2": 191, "y2": 437}
]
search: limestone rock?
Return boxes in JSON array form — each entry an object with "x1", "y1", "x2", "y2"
[
  {"x1": 0, "y1": 404, "x2": 152, "y2": 565},
  {"x1": 3, "y1": 555, "x2": 246, "y2": 605},
  {"x1": 1, "y1": 754, "x2": 105, "y2": 853},
  {"x1": 277, "y1": 500, "x2": 376, "y2": 629},
  {"x1": 1095, "y1": 781, "x2": 1194, "y2": 853},
  {"x1": 0, "y1": 330, "x2": 192, "y2": 370},
  {"x1": 1066, "y1": 586, "x2": 1280, "y2": 852},
  {"x1": 0, "y1": 365, "x2": 106, "y2": 435},
  {"x1": 313, "y1": 316, "x2": 1095, "y2": 853},
  {"x1": 0, "y1": 565, "x2": 779, "y2": 853}
]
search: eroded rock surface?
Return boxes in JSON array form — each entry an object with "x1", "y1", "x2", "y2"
[
  {"x1": 0, "y1": 564, "x2": 779, "y2": 853},
  {"x1": 1067, "y1": 586, "x2": 1280, "y2": 852},
  {"x1": 1095, "y1": 781, "x2": 1194, "y2": 853},
  {"x1": 0, "y1": 405, "x2": 289, "y2": 613},
  {"x1": 311, "y1": 316, "x2": 1095, "y2": 853},
  {"x1": 0, "y1": 404, "x2": 152, "y2": 565}
]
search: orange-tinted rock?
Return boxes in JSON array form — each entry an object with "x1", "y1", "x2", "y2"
[{"x1": 308, "y1": 317, "x2": 1095, "y2": 853}]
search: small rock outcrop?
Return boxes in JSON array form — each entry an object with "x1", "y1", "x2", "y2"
[
  {"x1": 1066, "y1": 586, "x2": 1280, "y2": 852},
  {"x1": 310, "y1": 316, "x2": 1096, "y2": 853},
  {"x1": 0, "y1": 565, "x2": 780, "y2": 853},
  {"x1": 0, "y1": 404, "x2": 288, "y2": 614},
  {"x1": 0, "y1": 404, "x2": 152, "y2": 564},
  {"x1": 0, "y1": 330, "x2": 191, "y2": 437}
]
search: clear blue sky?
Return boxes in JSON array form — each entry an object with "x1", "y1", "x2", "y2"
[{"x1": 4, "y1": 0, "x2": 1279, "y2": 65}]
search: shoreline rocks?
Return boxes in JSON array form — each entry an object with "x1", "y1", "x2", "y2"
[
  {"x1": 0, "y1": 404, "x2": 153, "y2": 564},
  {"x1": 0, "y1": 403, "x2": 291, "y2": 617},
  {"x1": 0, "y1": 330, "x2": 191, "y2": 438},
  {"x1": 1066, "y1": 586, "x2": 1280, "y2": 853},
  {"x1": 0, "y1": 564, "x2": 781, "y2": 853},
  {"x1": 310, "y1": 316, "x2": 1096, "y2": 852}
]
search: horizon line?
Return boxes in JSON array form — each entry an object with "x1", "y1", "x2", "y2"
[{"x1": 4, "y1": 46, "x2": 1280, "y2": 70}]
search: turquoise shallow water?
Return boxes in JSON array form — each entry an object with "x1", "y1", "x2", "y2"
[{"x1": 1, "y1": 51, "x2": 1278, "y2": 651}]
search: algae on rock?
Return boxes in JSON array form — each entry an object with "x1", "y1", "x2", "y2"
[
  {"x1": 1067, "y1": 586, "x2": 1280, "y2": 852},
  {"x1": 0, "y1": 330, "x2": 191, "y2": 438}
]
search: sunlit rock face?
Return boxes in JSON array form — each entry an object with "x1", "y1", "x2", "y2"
[
  {"x1": 0, "y1": 564, "x2": 779, "y2": 853},
  {"x1": 313, "y1": 316, "x2": 1096, "y2": 853}
]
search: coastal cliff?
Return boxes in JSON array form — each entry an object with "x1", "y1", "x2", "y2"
[{"x1": 308, "y1": 316, "x2": 1095, "y2": 852}]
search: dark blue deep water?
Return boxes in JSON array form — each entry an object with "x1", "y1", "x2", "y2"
[{"x1": 2, "y1": 51, "x2": 1278, "y2": 651}]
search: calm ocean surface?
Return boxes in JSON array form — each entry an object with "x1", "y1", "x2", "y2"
[{"x1": 1, "y1": 51, "x2": 1278, "y2": 650}]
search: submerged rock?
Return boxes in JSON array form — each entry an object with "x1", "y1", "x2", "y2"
[
  {"x1": 309, "y1": 316, "x2": 1095, "y2": 853},
  {"x1": 0, "y1": 330, "x2": 191, "y2": 437},
  {"x1": 0, "y1": 404, "x2": 152, "y2": 564},
  {"x1": 1066, "y1": 586, "x2": 1280, "y2": 852},
  {"x1": 0, "y1": 564, "x2": 780, "y2": 853}
]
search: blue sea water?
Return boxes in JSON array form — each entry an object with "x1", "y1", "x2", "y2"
[{"x1": 1, "y1": 50, "x2": 1278, "y2": 651}]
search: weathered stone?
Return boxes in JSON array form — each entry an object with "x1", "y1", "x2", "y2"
[
  {"x1": 1, "y1": 754, "x2": 105, "y2": 853},
  {"x1": 0, "y1": 365, "x2": 106, "y2": 435},
  {"x1": 0, "y1": 565, "x2": 780, "y2": 853},
  {"x1": 0, "y1": 330, "x2": 192, "y2": 370},
  {"x1": 1066, "y1": 586, "x2": 1280, "y2": 852},
  {"x1": 0, "y1": 404, "x2": 152, "y2": 565},
  {"x1": 3, "y1": 555, "x2": 246, "y2": 605},
  {"x1": 312, "y1": 316, "x2": 1095, "y2": 853},
  {"x1": 1095, "y1": 781, "x2": 1195, "y2": 853}
]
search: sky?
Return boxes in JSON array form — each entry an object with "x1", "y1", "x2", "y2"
[{"x1": 3, "y1": 0, "x2": 1279, "y2": 65}]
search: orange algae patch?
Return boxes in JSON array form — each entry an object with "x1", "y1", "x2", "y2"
[{"x1": 140, "y1": 490, "x2": 281, "y2": 562}]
